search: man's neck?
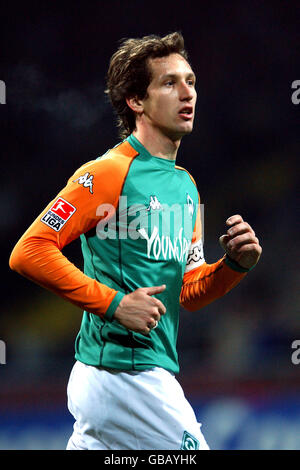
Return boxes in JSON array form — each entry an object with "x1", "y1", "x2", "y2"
[{"x1": 132, "y1": 127, "x2": 181, "y2": 161}]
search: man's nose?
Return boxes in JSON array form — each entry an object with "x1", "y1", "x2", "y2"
[{"x1": 179, "y1": 82, "x2": 196, "y2": 101}]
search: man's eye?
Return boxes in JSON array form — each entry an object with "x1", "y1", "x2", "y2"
[{"x1": 165, "y1": 81, "x2": 174, "y2": 86}]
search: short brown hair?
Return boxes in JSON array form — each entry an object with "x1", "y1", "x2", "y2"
[{"x1": 105, "y1": 32, "x2": 189, "y2": 139}]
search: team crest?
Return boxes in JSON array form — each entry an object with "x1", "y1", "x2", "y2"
[
  {"x1": 186, "y1": 193, "x2": 194, "y2": 217},
  {"x1": 180, "y1": 430, "x2": 200, "y2": 450}
]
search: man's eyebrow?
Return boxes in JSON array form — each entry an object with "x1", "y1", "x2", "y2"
[{"x1": 160, "y1": 72, "x2": 196, "y2": 81}]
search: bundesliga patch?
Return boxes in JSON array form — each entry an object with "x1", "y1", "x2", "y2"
[
  {"x1": 180, "y1": 430, "x2": 200, "y2": 450},
  {"x1": 41, "y1": 197, "x2": 76, "y2": 232}
]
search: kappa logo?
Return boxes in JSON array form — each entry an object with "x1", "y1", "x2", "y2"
[
  {"x1": 186, "y1": 241, "x2": 204, "y2": 266},
  {"x1": 41, "y1": 198, "x2": 76, "y2": 232},
  {"x1": 185, "y1": 239, "x2": 205, "y2": 273},
  {"x1": 73, "y1": 172, "x2": 94, "y2": 194},
  {"x1": 146, "y1": 195, "x2": 162, "y2": 211},
  {"x1": 180, "y1": 430, "x2": 200, "y2": 450}
]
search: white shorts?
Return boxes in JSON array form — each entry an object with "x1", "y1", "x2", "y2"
[{"x1": 66, "y1": 360, "x2": 209, "y2": 450}]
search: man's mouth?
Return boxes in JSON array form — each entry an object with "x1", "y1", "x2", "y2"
[{"x1": 178, "y1": 107, "x2": 193, "y2": 120}]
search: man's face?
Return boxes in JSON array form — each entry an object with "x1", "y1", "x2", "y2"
[{"x1": 140, "y1": 53, "x2": 197, "y2": 141}]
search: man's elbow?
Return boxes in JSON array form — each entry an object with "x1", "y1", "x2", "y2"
[
  {"x1": 180, "y1": 295, "x2": 213, "y2": 312},
  {"x1": 180, "y1": 299, "x2": 200, "y2": 312},
  {"x1": 9, "y1": 244, "x2": 23, "y2": 273},
  {"x1": 9, "y1": 239, "x2": 30, "y2": 275}
]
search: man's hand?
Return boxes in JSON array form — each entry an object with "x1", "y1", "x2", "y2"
[
  {"x1": 219, "y1": 214, "x2": 262, "y2": 270},
  {"x1": 114, "y1": 285, "x2": 167, "y2": 334}
]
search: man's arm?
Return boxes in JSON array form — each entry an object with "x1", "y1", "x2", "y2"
[
  {"x1": 180, "y1": 206, "x2": 262, "y2": 311},
  {"x1": 9, "y1": 157, "x2": 128, "y2": 319},
  {"x1": 9, "y1": 146, "x2": 167, "y2": 332}
]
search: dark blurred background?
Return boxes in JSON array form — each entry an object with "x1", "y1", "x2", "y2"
[{"x1": 0, "y1": 0, "x2": 299, "y2": 450}]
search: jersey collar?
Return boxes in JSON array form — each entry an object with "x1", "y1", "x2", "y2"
[{"x1": 127, "y1": 134, "x2": 176, "y2": 172}]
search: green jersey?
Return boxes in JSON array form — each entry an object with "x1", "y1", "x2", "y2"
[
  {"x1": 10, "y1": 134, "x2": 246, "y2": 375},
  {"x1": 75, "y1": 134, "x2": 200, "y2": 373}
]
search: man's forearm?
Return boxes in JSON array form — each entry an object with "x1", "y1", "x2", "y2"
[
  {"x1": 180, "y1": 256, "x2": 247, "y2": 312},
  {"x1": 9, "y1": 235, "x2": 123, "y2": 319}
]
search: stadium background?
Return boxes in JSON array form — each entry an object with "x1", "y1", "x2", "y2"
[{"x1": 1, "y1": 0, "x2": 299, "y2": 450}]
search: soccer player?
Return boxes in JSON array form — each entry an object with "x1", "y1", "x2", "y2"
[{"x1": 9, "y1": 32, "x2": 262, "y2": 450}]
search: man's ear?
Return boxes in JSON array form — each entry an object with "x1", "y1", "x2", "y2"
[{"x1": 126, "y1": 96, "x2": 144, "y2": 114}]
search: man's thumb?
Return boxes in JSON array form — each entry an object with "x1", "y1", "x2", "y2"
[
  {"x1": 144, "y1": 285, "x2": 166, "y2": 296},
  {"x1": 219, "y1": 234, "x2": 229, "y2": 252}
]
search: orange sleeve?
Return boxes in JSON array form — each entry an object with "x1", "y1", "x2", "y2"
[
  {"x1": 180, "y1": 194, "x2": 247, "y2": 312},
  {"x1": 9, "y1": 141, "x2": 138, "y2": 319}
]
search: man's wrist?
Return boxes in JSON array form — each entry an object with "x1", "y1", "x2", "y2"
[
  {"x1": 224, "y1": 255, "x2": 255, "y2": 273},
  {"x1": 105, "y1": 291, "x2": 126, "y2": 322}
]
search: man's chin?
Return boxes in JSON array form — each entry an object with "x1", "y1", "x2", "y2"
[
  {"x1": 173, "y1": 124, "x2": 193, "y2": 140},
  {"x1": 160, "y1": 122, "x2": 194, "y2": 142}
]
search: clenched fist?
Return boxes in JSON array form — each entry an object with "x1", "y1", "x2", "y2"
[
  {"x1": 114, "y1": 284, "x2": 167, "y2": 334},
  {"x1": 219, "y1": 214, "x2": 262, "y2": 270}
]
